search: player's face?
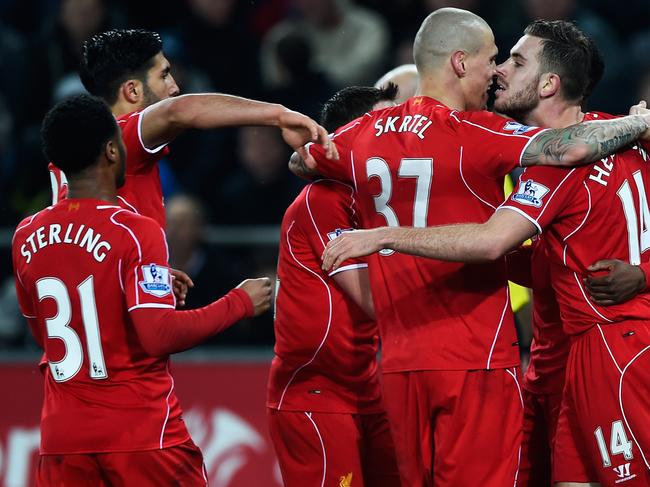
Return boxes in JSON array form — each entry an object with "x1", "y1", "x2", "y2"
[
  {"x1": 143, "y1": 53, "x2": 180, "y2": 107},
  {"x1": 494, "y1": 35, "x2": 543, "y2": 118},
  {"x1": 463, "y1": 29, "x2": 498, "y2": 111}
]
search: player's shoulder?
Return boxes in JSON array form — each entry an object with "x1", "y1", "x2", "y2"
[
  {"x1": 109, "y1": 207, "x2": 161, "y2": 235},
  {"x1": 116, "y1": 110, "x2": 142, "y2": 125},
  {"x1": 584, "y1": 111, "x2": 618, "y2": 121},
  {"x1": 307, "y1": 179, "x2": 355, "y2": 200},
  {"x1": 291, "y1": 179, "x2": 355, "y2": 220}
]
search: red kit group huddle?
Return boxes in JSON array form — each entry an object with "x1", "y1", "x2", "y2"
[{"x1": 12, "y1": 7, "x2": 650, "y2": 487}]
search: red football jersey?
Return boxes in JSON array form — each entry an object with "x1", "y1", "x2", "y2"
[
  {"x1": 307, "y1": 96, "x2": 546, "y2": 371},
  {"x1": 48, "y1": 109, "x2": 169, "y2": 227},
  {"x1": 523, "y1": 237, "x2": 570, "y2": 394},
  {"x1": 269, "y1": 180, "x2": 382, "y2": 413},
  {"x1": 500, "y1": 112, "x2": 650, "y2": 336},
  {"x1": 12, "y1": 198, "x2": 189, "y2": 454}
]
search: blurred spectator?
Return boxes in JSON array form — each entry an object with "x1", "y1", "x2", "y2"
[
  {"x1": 175, "y1": 0, "x2": 261, "y2": 97},
  {"x1": 631, "y1": 32, "x2": 650, "y2": 106},
  {"x1": 167, "y1": 194, "x2": 243, "y2": 309},
  {"x1": 510, "y1": 0, "x2": 627, "y2": 113},
  {"x1": 261, "y1": 0, "x2": 390, "y2": 89},
  {"x1": 265, "y1": 31, "x2": 336, "y2": 119},
  {"x1": 22, "y1": 0, "x2": 122, "y2": 127},
  {"x1": 166, "y1": 194, "x2": 274, "y2": 345},
  {"x1": 214, "y1": 126, "x2": 304, "y2": 225}
]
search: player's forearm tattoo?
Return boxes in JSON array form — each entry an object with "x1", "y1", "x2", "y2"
[{"x1": 521, "y1": 115, "x2": 649, "y2": 167}]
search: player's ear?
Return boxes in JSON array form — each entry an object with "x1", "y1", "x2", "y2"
[
  {"x1": 104, "y1": 138, "x2": 118, "y2": 163},
  {"x1": 540, "y1": 72, "x2": 560, "y2": 99},
  {"x1": 451, "y1": 50, "x2": 467, "y2": 77},
  {"x1": 120, "y1": 79, "x2": 141, "y2": 104}
]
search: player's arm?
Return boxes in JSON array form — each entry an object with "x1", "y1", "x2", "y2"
[
  {"x1": 505, "y1": 244, "x2": 534, "y2": 288},
  {"x1": 332, "y1": 268, "x2": 375, "y2": 319},
  {"x1": 140, "y1": 93, "x2": 336, "y2": 158},
  {"x1": 130, "y1": 278, "x2": 272, "y2": 356},
  {"x1": 584, "y1": 259, "x2": 647, "y2": 306},
  {"x1": 322, "y1": 209, "x2": 537, "y2": 271},
  {"x1": 521, "y1": 113, "x2": 650, "y2": 167}
]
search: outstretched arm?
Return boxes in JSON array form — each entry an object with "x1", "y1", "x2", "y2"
[
  {"x1": 322, "y1": 209, "x2": 537, "y2": 271},
  {"x1": 140, "y1": 93, "x2": 336, "y2": 158},
  {"x1": 521, "y1": 114, "x2": 650, "y2": 167}
]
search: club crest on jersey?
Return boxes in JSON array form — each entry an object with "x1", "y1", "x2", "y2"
[
  {"x1": 327, "y1": 228, "x2": 354, "y2": 241},
  {"x1": 512, "y1": 180, "x2": 550, "y2": 207},
  {"x1": 503, "y1": 121, "x2": 536, "y2": 135},
  {"x1": 139, "y1": 263, "x2": 171, "y2": 297}
]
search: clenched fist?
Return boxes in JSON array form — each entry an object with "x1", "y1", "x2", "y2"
[{"x1": 237, "y1": 277, "x2": 273, "y2": 316}]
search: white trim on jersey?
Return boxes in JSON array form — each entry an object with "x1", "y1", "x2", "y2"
[
  {"x1": 158, "y1": 227, "x2": 176, "y2": 308},
  {"x1": 596, "y1": 324, "x2": 623, "y2": 374},
  {"x1": 517, "y1": 129, "x2": 551, "y2": 167},
  {"x1": 576, "y1": 276, "x2": 613, "y2": 323},
  {"x1": 505, "y1": 367, "x2": 524, "y2": 487},
  {"x1": 116, "y1": 196, "x2": 140, "y2": 214},
  {"x1": 496, "y1": 206, "x2": 542, "y2": 234},
  {"x1": 350, "y1": 151, "x2": 359, "y2": 194},
  {"x1": 96, "y1": 205, "x2": 121, "y2": 210},
  {"x1": 536, "y1": 169, "x2": 576, "y2": 223},
  {"x1": 486, "y1": 285, "x2": 510, "y2": 369},
  {"x1": 597, "y1": 326, "x2": 650, "y2": 469},
  {"x1": 458, "y1": 145, "x2": 496, "y2": 210},
  {"x1": 304, "y1": 412, "x2": 327, "y2": 487},
  {"x1": 277, "y1": 221, "x2": 333, "y2": 410},
  {"x1": 619, "y1": 345, "x2": 650, "y2": 470},
  {"x1": 328, "y1": 263, "x2": 368, "y2": 277},
  {"x1": 49, "y1": 170, "x2": 60, "y2": 205},
  {"x1": 159, "y1": 360, "x2": 175, "y2": 449},
  {"x1": 109, "y1": 210, "x2": 143, "y2": 261},
  {"x1": 118, "y1": 259, "x2": 125, "y2": 293},
  {"x1": 563, "y1": 182, "x2": 592, "y2": 242},
  {"x1": 137, "y1": 107, "x2": 168, "y2": 154},
  {"x1": 306, "y1": 184, "x2": 327, "y2": 249},
  {"x1": 128, "y1": 303, "x2": 176, "y2": 312},
  {"x1": 21, "y1": 312, "x2": 37, "y2": 319}
]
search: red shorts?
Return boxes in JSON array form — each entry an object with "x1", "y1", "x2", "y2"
[
  {"x1": 36, "y1": 439, "x2": 207, "y2": 487},
  {"x1": 382, "y1": 368, "x2": 523, "y2": 487},
  {"x1": 518, "y1": 389, "x2": 563, "y2": 487},
  {"x1": 267, "y1": 408, "x2": 400, "y2": 487},
  {"x1": 553, "y1": 323, "x2": 650, "y2": 486}
]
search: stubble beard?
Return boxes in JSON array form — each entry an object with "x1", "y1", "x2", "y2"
[{"x1": 494, "y1": 76, "x2": 540, "y2": 122}]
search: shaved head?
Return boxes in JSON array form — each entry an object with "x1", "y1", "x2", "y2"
[
  {"x1": 414, "y1": 8, "x2": 492, "y2": 74},
  {"x1": 375, "y1": 64, "x2": 419, "y2": 103}
]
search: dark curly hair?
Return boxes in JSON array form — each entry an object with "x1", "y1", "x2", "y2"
[
  {"x1": 320, "y1": 83, "x2": 399, "y2": 133},
  {"x1": 41, "y1": 94, "x2": 118, "y2": 177},
  {"x1": 80, "y1": 29, "x2": 163, "y2": 105}
]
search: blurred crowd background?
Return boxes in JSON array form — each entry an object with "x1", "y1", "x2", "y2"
[{"x1": 0, "y1": 0, "x2": 648, "y2": 352}]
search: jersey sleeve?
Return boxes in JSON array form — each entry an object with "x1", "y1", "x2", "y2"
[
  {"x1": 455, "y1": 111, "x2": 547, "y2": 179},
  {"x1": 497, "y1": 166, "x2": 579, "y2": 233},
  {"x1": 116, "y1": 212, "x2": 176, "y2": 311},
  {"x1": 300, "y1": 181, "x2": 367, "y2": 277},
  {"x1": 48, "y1": 163, "x2": 68, "y2": 204},
  {"x1": 117, "y1": 109, "x2": 168, "y2": 174},
  {"x1": 305, "y1": 119, "x2": 360, "y2": 184}
]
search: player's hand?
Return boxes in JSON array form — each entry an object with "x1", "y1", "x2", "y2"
[
  {"x1": 171, "y1": 268, "x2": 194, "y2": 307},
  {"x1": 277, "y1": 110, "x2": 338, "y2": 165},
  {"x1": 584, "y1": 259, "x2": 646, "y2": 306},
  {"x1": 236, "y1": 277, "x2": 273, "y2": 316},
  {"x1": 322, "y1": 229, "x2": 385, "y2": 272},
  {"x1": 629, "y1": 101, "x2": 650, "y2": 141}
]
